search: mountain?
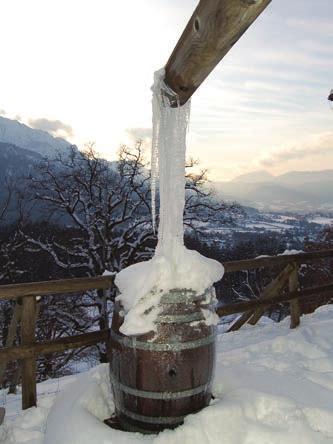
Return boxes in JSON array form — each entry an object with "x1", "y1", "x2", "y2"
[
  {"x1": 231, "y1": 170, "x2": 274, "y2": 183},
  {"x1": 0, "y1": 142, "x2": 42, "y2": 183},
  {"x1": 0, "y1": 142, "x2": 45, "y2": 223},
  {"x1": 0, "y1": 117, "x2": 76, "y2": 224},
  {"x1": 0, "y1": 116, "x2": 73, "y2": 157},
  {"x1": 276, "y1": 170, "x2": 333, "y2": 186},
  {"x1": 214, "y1": 170, "x2": 333, "y2": 212}
]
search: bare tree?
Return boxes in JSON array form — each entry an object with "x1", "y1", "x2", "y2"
[
  {"x1": 18, "y1": 142, "x2": 155, "y2": 361},
  {"x1": 184, "y1": 157, "x2": 241, "y2": 232},
  {"x1": 23, "y1": 142, "x2": 154, "y2": 278},
  {"x1": 16, "y1": 142, "x2": 240, "y2": 365}
]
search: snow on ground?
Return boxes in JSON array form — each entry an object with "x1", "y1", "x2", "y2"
[
  {"x1": 1, "y1": 305, "x2": 333, "y2": 443},
  {"x1": 245, "y1": 222, "x2": 294, "y2": 232},
  {"x1": 310, "y1": 217, "x2": 333, "y2": 226}
]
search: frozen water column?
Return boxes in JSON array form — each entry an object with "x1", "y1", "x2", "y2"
[{"x1": 152, "y1": 70, "x2": 190, "y2": 261}]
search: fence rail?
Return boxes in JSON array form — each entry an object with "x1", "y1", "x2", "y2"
[
  {"x1": 0, "y1": 275, "x2": 114, "y2": 301},
  {"x1": 0, "y1": 248, "x2": 332, "y2": 410}
]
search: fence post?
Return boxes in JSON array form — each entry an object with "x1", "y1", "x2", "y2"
[
  {"x1": 0, "y1": 300, "x2": 23, "y2": 386},
  {"x1": 289, "y1": 263, "x2": 301, "y2": 329},
  {"x1": 21, "y1": 296, "x2": 37, "y2": 409}
]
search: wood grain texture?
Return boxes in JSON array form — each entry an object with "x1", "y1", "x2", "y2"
[
  {"x1": 109, "y1": 295, "x2": 215, "y2": 433},
  {"x1": 0, "y1": 329, "x2": 110, "y2": 363},
  {"x1": 248, "y1": 264, "x2": 294, "y2": 325},
  {"x1": 289, "y1": 263, "x2": 301, "y2": 329},
  {"x1": 223, "y1": 249, "x2": 333, "y2": 273},
  {"x1": 227, "y1": 310, "x2": 253, "y2": 332},
  {"x1": 0, "y1": 301, "x2": 22, "y2": 384},
  {"x1": 21, "y1": 296, "x2": 37, "y2": 410},
  {"x1": 0, "y1": 275, "x2": 114, "y2": 301},
  {"x1": 228, "y1": 264, "x2": 296, "y2": 331},
  {"x1": 165, "y1": 0, "x2": 272, "y2": 105},
  {"x1": 216, "y1": 283, "x2": 333, "y2": 317},
  {"x1": 0, "y1": 251, "x2": 332, "y2": 302}
]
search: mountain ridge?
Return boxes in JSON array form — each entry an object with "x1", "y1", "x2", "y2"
[
  {"x1": 0, "y1": 116, "x2": 75, "y2": 157},
  {"x1": 214, "y1": 169, "x2": 333, "y2": 212}
]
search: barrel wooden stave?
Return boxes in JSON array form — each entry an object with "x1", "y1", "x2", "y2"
[{"x1": 109, "y1": 289, "x2": 216, "y2": 432}]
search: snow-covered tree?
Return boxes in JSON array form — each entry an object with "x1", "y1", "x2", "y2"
[
  {"x1": 18, "y1": 142, "x2": 154, "y2": 361},
  {"x1": 14, "y1": 142, "x2": 240, "y2": 366},
  {"x1": 23, "y1": 142, "x2": 154, "y2": 278}
]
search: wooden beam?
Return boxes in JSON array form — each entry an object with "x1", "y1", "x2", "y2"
[
  {"x1": 289, "y1": 263, "x2": 301, "y2": 328},
  {"x1": 0, "y1": 275, "x2": 114, "y2": 301},
  {"x1": 228, "y1": 264, "x2": 293, "y2": 331},
  {"x1": 216, "y1": 283, "x2": 333, "y2": 317},
  {"x1": 0, "y1": 251, "x2": 332, "y2": 303},
  {"x1": 0, "y1": 301, "x2": 22, "y2": 384},
  {"x1": 21, "y1": 296, "x2": 37, "y2": 410},
  {"x1": 223, "y1": 249, "x2": 333, "y2": 273},
  {"x1": 248, "y1": 264, "x2": 294, "y2": 325},
  {"x1": 227, "y1": 310, "x2": 253, "y2": 332},
  {"x1": 165, "y1": 0, "x2": 272, "y2": 105},
  {"x1": 0, "y1": 329, "x2": 110, "y2": 364}
]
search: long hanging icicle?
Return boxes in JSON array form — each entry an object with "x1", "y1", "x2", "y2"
[
  {"x1": 150, "y1": 75, "x2": 160, "y2": 233},
  {"x1": 151, "y1": 68, "x2": 191, "y2": 254},
  {"x1": 115, "y1": 68, "x2": 223, "y2": 336}
]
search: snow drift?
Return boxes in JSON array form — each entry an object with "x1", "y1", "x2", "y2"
[{"x1": 2, "y1": 306, "x2": 333, "y2": 443}]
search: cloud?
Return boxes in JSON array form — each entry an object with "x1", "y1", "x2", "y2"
[
  {"x1": 125, "y1": 127, "x2": 152, "y2": 142},
  {"x1": 287, "y1": 18, "x2": 333, "y2": 38},
  {"x1": 28, "y1": 117, "x2": 73, "y2": 138},
  {"x1": 0, "y1": 109, "x2": 6, "y2": 116},
  {"x1": 258, "y1": 132, "x2": 333, "y2": 168}
]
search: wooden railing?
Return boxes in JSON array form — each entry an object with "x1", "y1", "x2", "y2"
[
  {"x1": 0, "y1": 249, "x2": 332, "y2": 410},
  {"x1": 0, "y1": 275, "x2": 114, "y2": 410}
]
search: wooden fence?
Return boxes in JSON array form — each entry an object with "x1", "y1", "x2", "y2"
[{"x1": 0, "y1": 249, "x2": 332, "y2": 411}]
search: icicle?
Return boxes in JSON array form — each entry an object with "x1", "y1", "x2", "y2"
[
  {"x1": 115, "y1": 68, "x2": 224, "y2": 336},
  {"x1": 150, "y1": 68, "x2": 191, "y2": 247},
  {"x1": 150, "y1": 72, "x2": 161, "y2": 233}
]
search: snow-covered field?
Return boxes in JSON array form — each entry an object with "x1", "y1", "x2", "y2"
[
  {"x1": 1, "y1": 306, "x2": 333, "y2": 444},
  {"x1": 309, "y1": 217, "x2": 333, "y2": 226}
]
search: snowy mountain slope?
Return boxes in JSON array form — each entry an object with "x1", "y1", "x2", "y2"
[
  {"x1": 0, "y1": 116, "x2": 74, "y2": 157},
  {"x1": 277, "y1": 170, "x2": 333, "y2": 186},
  {"x1": 0, "y1": 142, "x2": 42, "y2": 182},
  {"x1": 231, "y1": 170, "x2": 274, "y2": 183},
  {"x1": 0, "y1": 143, "x2": 45, "y2": 223},
  {"x1": 214, "y1": 170, "x2": 333, "y2": 212},
  {"x1": 1, "y1": 305, "x2": 333, "y2": 443}
]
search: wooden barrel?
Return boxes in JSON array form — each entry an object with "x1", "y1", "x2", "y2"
[{"x1": 108, "y1": 288, "x2": 216, "y2": 433}]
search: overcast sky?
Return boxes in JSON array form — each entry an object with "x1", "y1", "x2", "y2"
[{"x1": 1, "y1": 0, "x2": 333, "y2": 180}]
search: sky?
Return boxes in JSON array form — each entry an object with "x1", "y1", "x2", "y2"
[{"x1": 1, "y1": 0, "x2": 333, "y2": 181}]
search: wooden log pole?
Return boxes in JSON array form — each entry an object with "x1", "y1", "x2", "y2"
[
  {"x1": 227, "y1": 310, "x2": 253, "y2": 332},
  {"x1": 248, "y1": 264, "x2": 294, "y2": 325},
  {"x1": 216, "y1": 283, "x2": 333, "y2": 317},
  {"x1": 21, "y1": 296, "x2": 37, "y2": 410},
  {"x1": 289, "y1": 263, "x2": 301, "y2": 329},
  {"x1": 0, "y1": 301, "x2": 22, "y2": 385},
  {"x1": 0, "y1": 329, "x2": 110, "y2": 364},
  {"x1": 224, "y1": 249, "x2": 333, "y2": 274},
  {"x1": 165, "y1": 0, "x2": 272, "y2": 105},
  {"x1": 228, "y1": 264, "x2": 294, "y2": 331},
  {"x1": 0, "y1": 275, "x2": 114, "y2": 301}
]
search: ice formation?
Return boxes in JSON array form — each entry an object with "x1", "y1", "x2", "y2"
[{"x1": 115, "y1": 69, "x2": 223, "y2": 336}]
